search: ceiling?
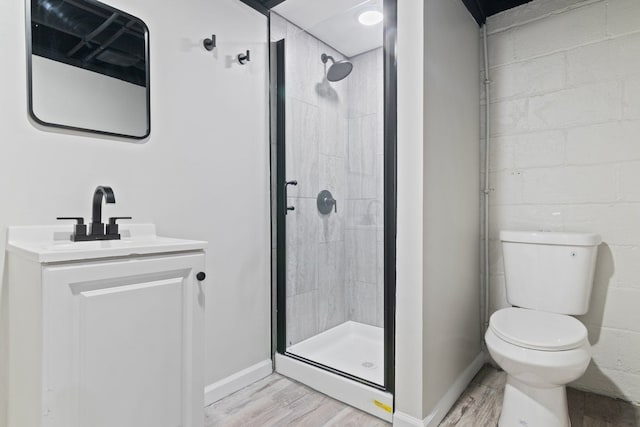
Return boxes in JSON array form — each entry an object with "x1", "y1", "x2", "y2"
[
  {"x1": 272, "y1": 0, "x2": 383, "y2": 57},
  {"x1": 461, "y1": 0, "x2": 532, "y2": 24},
  {"x1": 241, "y1": 0, "x2": 533, "y2": 25}
]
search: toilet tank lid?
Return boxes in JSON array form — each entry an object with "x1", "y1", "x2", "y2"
[{"x1": 500, "y1": 230, "x2": 601, "y2": 246}]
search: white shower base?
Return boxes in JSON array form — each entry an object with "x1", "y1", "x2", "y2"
[
  {"x1": 276, "y1": 321, "x2": 393, "y2": 422},
  {"x1": 287, "y1": 321, "x2": 384, "y2": 385}
]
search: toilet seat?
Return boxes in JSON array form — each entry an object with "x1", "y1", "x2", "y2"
[{"x1": 489, "y1": 308, "x2": 587, "y2": 351}]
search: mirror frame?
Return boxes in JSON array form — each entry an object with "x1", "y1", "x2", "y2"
[{"x1": 25, "y1": 0, "x2": 151, "y2": 140}]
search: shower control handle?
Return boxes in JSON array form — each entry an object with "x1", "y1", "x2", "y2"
[
  {"x1": 284, "y1": 180, "x2": 298, "y2": 215},
  {"x1": 317, "y1": 190, "x2": 337, "y2": 215},
  {"x1": 326, "y1": 197, "x2": 337, "y2": 213}
]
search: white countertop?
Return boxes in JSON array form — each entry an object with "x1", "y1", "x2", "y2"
[{"x1": 7, "y1": 224, "x2": 207, "y2": 263}]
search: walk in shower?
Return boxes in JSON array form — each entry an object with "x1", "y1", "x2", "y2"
[{"x1": 270, "y1": 0, "x2": 396, "y2": 420}]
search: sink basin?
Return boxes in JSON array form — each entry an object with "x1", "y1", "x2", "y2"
[{"x1": 7, "y1": 224, "x2": 207, "y2": 263}]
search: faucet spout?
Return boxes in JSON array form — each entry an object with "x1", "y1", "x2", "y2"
[{"x1": 91, "y1": 186, "x2": 116, "y2": 235}]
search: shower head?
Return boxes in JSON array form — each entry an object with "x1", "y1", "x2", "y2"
[{"x1": 321, "y1": 53, "x2": 353, "y2": 82}]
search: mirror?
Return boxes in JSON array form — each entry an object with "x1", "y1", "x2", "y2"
[{"x1": 28, "y1": 0, "x2": 150, "y2": 139}]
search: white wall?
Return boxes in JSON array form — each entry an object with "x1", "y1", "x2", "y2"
[
  {"x1": 395, "y1": 0, "x2": 481, "y2": 423},
  {"x1": 32, "y1": 56, "x2": 147, "y2": 137},
  {"x1": 421, "y1": 0, "x2": 482, "y2": 416},
  {"x1": 394, "y1": 0, "x2": 425, "y2": 419},
  {"x1": 0, "y1": 0, "x2": 270, "y2": 423},
  {"x1": 485, "y1": 0, "x2": 640, "y2": 404}
]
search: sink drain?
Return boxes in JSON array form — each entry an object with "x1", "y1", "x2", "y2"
[{"x1": 362, "y1": 361, "x2": 375, "y2": 368}]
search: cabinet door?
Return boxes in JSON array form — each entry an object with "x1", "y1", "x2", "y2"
[{"x1": 42, "y1": 253, "x2": 205, "y2": 427}]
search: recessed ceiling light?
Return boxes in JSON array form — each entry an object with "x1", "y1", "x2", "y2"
[{"x1": 358, "y1": 10, "x2": 383, "y2": 26}]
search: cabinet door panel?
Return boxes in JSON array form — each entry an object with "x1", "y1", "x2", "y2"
[
  {"x1": 79, "y1": 278, "x2": 183, "y2": 427},
  {"x1": 42, "y1": 253, "x2": 205, "y2": 427}
]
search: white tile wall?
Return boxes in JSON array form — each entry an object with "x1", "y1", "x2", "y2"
[
  {"x1": 345, "y1": 47, "x2": 384, "y2": 328},
  {"x1": 486, "y1": 0, "x2": 640, "y2": 404},
  {"x1": 286, "y1": 99, "x2": 319, "y2": 198}
]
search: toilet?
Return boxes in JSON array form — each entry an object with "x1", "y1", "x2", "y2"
[{"x1": 485, "y1": 230, "x2": 601, "y2": 427}]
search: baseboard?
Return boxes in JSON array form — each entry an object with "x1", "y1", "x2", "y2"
[
  {"x1": 393, "y1": 411, "x2": 425, "y2": 427},
  {"x1": 393, "y1": 352, "x2": 486, "y2": 427},
  {"x1": 422, "y1": 352, "x2": 486, "y2": 426},
  {"x1": 204, "y1": 359, "x2": 273, "y2": 406}
]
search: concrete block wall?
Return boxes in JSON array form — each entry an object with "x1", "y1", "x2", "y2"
[{"x1": 485, "y1": 0, "x2": 640, "y2": 403}]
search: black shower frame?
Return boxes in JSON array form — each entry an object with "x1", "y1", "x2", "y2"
[{"x1": 269, "y1": 0, "x2": 397, "y2": 394}]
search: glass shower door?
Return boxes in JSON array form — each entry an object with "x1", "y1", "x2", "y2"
[{"x1": 272, "y1": 2, "x2": 386, "y2": 387}]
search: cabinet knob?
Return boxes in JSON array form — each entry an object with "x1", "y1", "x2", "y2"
[{"x1": 196, "y1": 272, "x2": 206, "y2": 281}]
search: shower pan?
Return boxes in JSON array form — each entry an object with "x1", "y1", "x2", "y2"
[{"x1": 270, "y1": 0, "x2": 396, "y2": 421}]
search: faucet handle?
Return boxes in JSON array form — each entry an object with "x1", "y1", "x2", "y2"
[
  {"x1": 57, "y1": 217, "x2": 85, "y2": 224},
  {"x1": 106, "y1": 217, "x2": 132, "y2": 237},
  {"x1": 108, "y1": 216, "x2": 132, "y2": 225},
  {"x1": 57, "y1": 217, "x2": 87, "y2": 239}
]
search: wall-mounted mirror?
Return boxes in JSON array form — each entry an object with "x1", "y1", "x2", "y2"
[{"x1": 27, "y1": 0, "x2": 150, "y2": 140}]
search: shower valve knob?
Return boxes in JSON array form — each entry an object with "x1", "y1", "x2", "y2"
[{"x1": 317, "y1": 190, "x2": 337, "y2": 215}]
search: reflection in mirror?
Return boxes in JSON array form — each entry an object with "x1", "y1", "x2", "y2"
[{"x1": 28, "y1": 0, "x2": 150, "y2": 139}]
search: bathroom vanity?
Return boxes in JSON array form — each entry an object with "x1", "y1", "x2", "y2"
[{"x1": 6, "y1": 224, "x2": 207, "y2": 427}]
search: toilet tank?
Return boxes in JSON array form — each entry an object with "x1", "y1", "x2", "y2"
[{"x1": 500, "y1": 231, "x2": 601, "y2": 315}]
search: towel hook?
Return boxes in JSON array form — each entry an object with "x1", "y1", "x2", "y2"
[
  {"x1": 238, "y1": 50, "x2": 250, "y2": 65},
  {"x1": 203, "y1": 34, "x2": 216, "y2": 51}
]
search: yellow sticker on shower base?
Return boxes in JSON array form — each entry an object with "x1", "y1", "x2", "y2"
[{"x1": 373, "y1": 400, "x2": 393, "y2": 413}]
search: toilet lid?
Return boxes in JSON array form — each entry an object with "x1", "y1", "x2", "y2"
[{"x1": 489, "y1": 308, "x2": 588, "y2": 351}]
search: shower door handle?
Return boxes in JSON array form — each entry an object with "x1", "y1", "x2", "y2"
[{"x1": 284, "y1": 180, "x2": 298, "y2": 214}]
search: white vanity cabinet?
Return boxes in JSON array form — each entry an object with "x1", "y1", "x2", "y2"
[{"x1": 7, "y1": 225, "x2": 207, "y2": 427}]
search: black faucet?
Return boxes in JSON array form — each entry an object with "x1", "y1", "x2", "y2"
[
  {"x1": 90, "y1": 186, "x2": 116, "y2": 237},
  {"x1": 57, "y1": 186, "x2": 131, "y2": 242}
]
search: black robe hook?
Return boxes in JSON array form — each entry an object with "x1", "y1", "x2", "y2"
[
  {"x1": 203, "y1": 34, "x2": 216, "y2": 51},
  {"x1": 238, "y1": 50, "x2": 250, "y2": 64}
]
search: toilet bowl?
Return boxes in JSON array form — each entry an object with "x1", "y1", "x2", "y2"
[
  {"x1": 486, "y1": 308, "x2": 591, "y2": 427},
  {"x1": 489, "y1": 230, "x2": 601, "y2": 427}
]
